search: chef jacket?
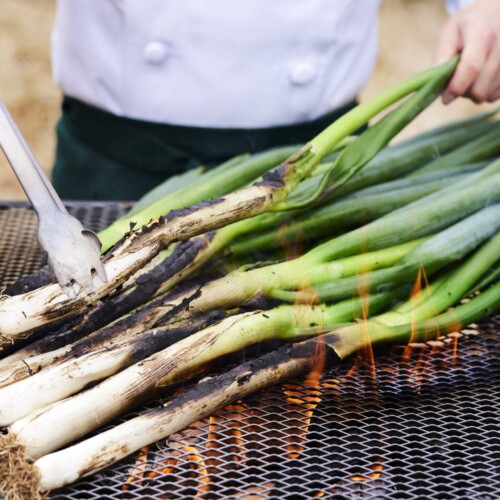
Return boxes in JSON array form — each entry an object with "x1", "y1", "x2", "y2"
[{"x1": 52, "y1": 0, "x2": 474, "y2": 129}]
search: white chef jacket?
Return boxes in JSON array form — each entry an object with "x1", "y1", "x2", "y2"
[{"x1": 52, "y1": 0, "x2": 474, "y2": 129}]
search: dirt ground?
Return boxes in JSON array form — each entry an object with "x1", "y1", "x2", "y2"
[{"x1": 0, "y1": 0, "x2": 495, "y2": 201}]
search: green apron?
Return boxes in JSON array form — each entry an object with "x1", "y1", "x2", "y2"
[{"x1": 52, "y1": 96, "x2": 358, "y2": 201}]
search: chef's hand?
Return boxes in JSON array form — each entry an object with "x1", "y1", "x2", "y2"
[{"x1": 434, "y1": 0, "x2": 500, "y2": 104}]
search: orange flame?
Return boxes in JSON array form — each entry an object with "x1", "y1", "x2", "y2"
[
  {"x1": 184, "y1": 444, "x2": 211, "y2": 496},
  {"x1": 282, "y1": 376, "x2": 322, "y2": 460},
  {"x1": 353, "y1": 270, "x2": 378, "y2": 389},
  {"x1": 278, "y1": 220, "x2": 304, "y2": 261},
  {"x1": 350, "y1": 459, "x2": 384, "y2": 482},
  {"x1": 122, "y1": 446, "x2": 150, "y2": 490},
  {"x1": 224, "y1": 402, "x2": 248, "y2": 465}
]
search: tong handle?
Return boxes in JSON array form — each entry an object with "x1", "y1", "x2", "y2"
[{"x1": 0, "y1": 100, "x2": 67, "y2": 216}]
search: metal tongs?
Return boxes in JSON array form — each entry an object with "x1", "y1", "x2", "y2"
[{"x1": 0, "y1": 100, "x2": 107, "y2": 298}]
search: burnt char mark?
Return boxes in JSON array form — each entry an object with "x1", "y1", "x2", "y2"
[
  {"x1": 165, "y1": 197, "x2": 226, "y2": 222},
  {"x1": 291, "y1": 337, "x2": 340, "y2": 365},
  {"x1": 66, "y1": 289, "x2": 175, "y2": 359},
  {"x1": 68, "y1": 237, "x2": 209, "y2": 339},
  {"x1": 105, "y1": 214, "x2": 168, "y2": 257},
  {"x1": 255, "y1": 144, "x2": 311, "y2": 190},
  {"x1": 255, "y1": 163, "x2": 288, "y2": 189},
  {"x1": 0, "y1": 313, "x2": 83, "y2": 358},
  {"x1": 35, "y1": 296, "x2": 94, "y2": 325},
  {"x1": 145, "y1": 336, "x2": 338, "y2": 418},
  {"x1": 16, "y1": 235, "x2": 217, "y2": 359},
  {"x1": 239, "y1": 292, "x2": 275, "y2": 312},
  {"x1": 152, "y1": 287, "x2": 203, "y2": 327},
  {"x1": 78, "y1": 443, "x2": 131, "y2": 478},
  {"x1": 128, "y1": 310, "x2": 226, "y2": 365},
  {"x1": 144, "y1": 343, "x2": 310, "y2": 418},
  {"x1": 103, "y1": 198, "x2": 223, "y2": 257},
  {"x1": 136, "y1": 234, "x2": 214, "y2": 288},
  {"x1": 3, "y1": 266, "x2": 55, "y2": 296}
]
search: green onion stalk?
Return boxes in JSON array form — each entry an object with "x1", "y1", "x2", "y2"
[
  {"x1": 273, "y1": 203, "x2": 500, "y2": 304},
  {"x1": 98, "y1": 146, "x2": 298, "y2": 252},
  {"x1": 0, "y1": 287, "x2": 400, "y2": 427},
  {"x1": 164, "y1": 169, "x2": 500, "y2": 318},
  {"x1": 0, "y1": 59, "x2": 458, "y2": 347},
  {"x1": 229, "y1": 168, "x2": 474, "y2": 255}
]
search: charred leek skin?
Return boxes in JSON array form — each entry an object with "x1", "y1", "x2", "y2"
[
  {"x1": 98, "y1": 146, "x2": 298, "y2": 252},
  {"x1": 0, "y1": 242, "x2": 419, "y2": 427},
  {"x1": 4, "y1": 227, "x2": 497, "y2": 453},
  {"x1": 20, "y1": 281, "x2": 499, "y2": 494}
]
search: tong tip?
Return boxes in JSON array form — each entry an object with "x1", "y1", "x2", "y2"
[{"x1": 45, "y1": 234, "x2": 108, "y2": 299}]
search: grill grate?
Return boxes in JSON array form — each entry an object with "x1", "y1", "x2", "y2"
[
  {"x1": 0, "y1": 201, "x2": 130, "y2": 287},
  {"x1": 0, "y1": 202, "x2": 498, "y2": 500}
]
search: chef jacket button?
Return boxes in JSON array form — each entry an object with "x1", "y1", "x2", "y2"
[
  {"x1": 143, "y1": 42, "x2": 170, "y2": 64},
  {"x1": 288, "y1": 62, "x2": 317, "y2": 85}
]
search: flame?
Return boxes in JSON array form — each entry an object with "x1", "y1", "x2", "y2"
[
  {"x1": 206, "y1": 414, "x2": 223, "y2": 471},
  {"x1": 352, "y1": 270, "x2": 378, "y2": 391},
  {"x1": 122, "y1": 446, "x2": 150, "y2": 490},
  {"x1": 448, "y1": 329, "x2": 463, "y2": 364},
  {"x1": 399, "y1": 266, "x2": 466, "y2": 393},
  {"x1": 402, "y1": 266, "x2": 423, "y2": 358},
  {"x1": 231, "y1": 482, "x2": 276, "y2": 498},
  {"x1": 278, "y1": 220, "x2": 304, "y2": 260},
  {"x1": 401, "y1": 266, "x2": 433, "y2": 394},
  {"x1": 162, "y1": 439, "x2": 213, "y2": 496},
  {"x1": 224, "y1": 402, "x2": 248, "y2": 465},
  {"x1": 350, "y1": 459, "x2": 384, "y2": 482},
  {"x1": 184, "y1": 444, "x2": 211, "y2": 496},
  {"x1": 158, "y1": 455, "x2": 179, "y2": 476},
  {"x1": 206, "y1": 402, "x2": 250, "y2": 468},
  {"x1": 283, "y1": 377, "x2": 322, "y2": 459}
]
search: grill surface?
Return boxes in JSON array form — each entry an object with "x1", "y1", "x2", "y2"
[{"x1": 0, "y1": 202, "x2": 498, "y2": 500}]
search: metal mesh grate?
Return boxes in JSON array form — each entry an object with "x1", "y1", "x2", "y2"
[
  {"x1": 0, "y1": 202, "x2": 130, "y2": 287},
  {"x1": 0, "y1": 202, "x2": 498, "y2": 500}
]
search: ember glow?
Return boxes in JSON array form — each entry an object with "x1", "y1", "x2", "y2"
[
  {"x1": 123, "y1": 446, "x2": 150, "y2": 489},
  {"x1": 350, "y1": 459, "x2": 384, "y2": 482},
  {"x1": 283, "y1": 381, "x2": 322, "y2": 460},
  {"x1": 356, "y1": 270, "x2": 377, "y2": 382}
]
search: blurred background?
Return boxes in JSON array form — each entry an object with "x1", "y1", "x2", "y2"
[{"x1": 0, "y1": 0, "x2": 495, "y2": 201}]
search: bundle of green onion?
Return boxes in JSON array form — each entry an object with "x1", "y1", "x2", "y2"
[{"x1": 0, "y1": 58, "x2": 499, "y2": 499}]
